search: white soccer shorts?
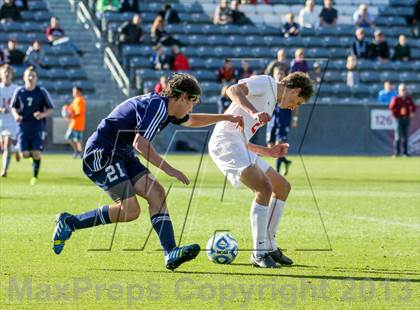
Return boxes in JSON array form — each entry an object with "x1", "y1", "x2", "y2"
[{"x1": 208, "y1": 132, "x2": 271, "y2": 188}]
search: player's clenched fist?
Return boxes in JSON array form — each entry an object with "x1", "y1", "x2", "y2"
[
  {"x1": 268, "y1": 143, "x2": 289, "y2": 158},
  {"x1": 226, "y1": 114, "x2": 244, "y2": 132},
  {"x1": 252, "y1": 112, "x2": 271, "y2": 124}
]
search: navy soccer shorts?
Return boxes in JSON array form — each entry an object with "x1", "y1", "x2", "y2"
[
  {"x1": 82, "y1": 145, "x2": 150, "y2": 201},
  {"x1": 17, "y1": 129, "x2": 44, "y2": 152}
]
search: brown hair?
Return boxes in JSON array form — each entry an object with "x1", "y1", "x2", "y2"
[
  {"x1": 280, "y1": 72, "x2": 314, "y2": 101},
  {"x1": 161, "y1": 73, "x2": 201, "y2": 99}
]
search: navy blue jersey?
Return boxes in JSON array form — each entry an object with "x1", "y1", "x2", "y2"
[
  {"x1": 267, "y1": 106, "x2": 292, "y2": 130},
  {"x1": 11, "y1": 86, "x2": 54, "y2": 131},
  {"x1": 86, "y1": 92, "x2": 189, "y2": 157}
]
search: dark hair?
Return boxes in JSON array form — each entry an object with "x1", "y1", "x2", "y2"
[
  {"x1": 161, "y1": 73, "x2": 201, "y2": 99},
  {"x1": 280, "y1": 71, "x2": 314, "y2": 101},
  {"x1": 74, "y1": 86, "x2": 83, "y2": 93}
]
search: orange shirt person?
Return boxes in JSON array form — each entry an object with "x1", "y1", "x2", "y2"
[{"x1": 63, "y1": 87, "x2": 86, "y2": 157}]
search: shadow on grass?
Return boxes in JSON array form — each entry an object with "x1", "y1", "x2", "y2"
[{"x1": 94, "y1": 267, "x2": 420, "y2": 283}]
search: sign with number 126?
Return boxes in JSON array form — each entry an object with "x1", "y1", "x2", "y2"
[{"x1": 370, "y1": 109, "x2": 397, "y2": 130}]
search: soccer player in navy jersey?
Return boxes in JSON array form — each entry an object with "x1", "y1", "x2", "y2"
[
  {"x1": 266, "y1": 67, "x2": 298, "y2": 175},
  {"x1": 52, "y1": 73, "x2": 243, "y2": 271},
  {"x1": 11, "y1": 66, "x2": 54, "y2": 185}
]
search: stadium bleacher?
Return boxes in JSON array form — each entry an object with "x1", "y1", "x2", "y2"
[
  {"x1": 89, "y1": 0, "x2": 420, "y2": 107},
  {"x1": 0, "y1": 0, "x2": 92, "y2": 102}
]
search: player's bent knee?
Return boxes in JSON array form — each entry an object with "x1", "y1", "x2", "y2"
[
  {"x1": 22, "y1": 151, "x2": 31, "y2": 158},
  {"x1": 256, "y1": 178, "x2": 273, "y2": 198},
  {"x1": 147, "y1": 182, "x2": 166, "y2": 204},
  {"x1": 119, "y1": 198, "x2": 141, "y2": 221},
  {"x1": 31, "y1": 151, "x2": 41, "y2": 160}
]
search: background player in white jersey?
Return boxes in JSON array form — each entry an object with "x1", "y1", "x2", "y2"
[
  {"x1": 0, "y1": 64, "x2": 19, "y2": 177},
  {"x1": 209, "y1": 72, "x2": 313, "y2": 268}
]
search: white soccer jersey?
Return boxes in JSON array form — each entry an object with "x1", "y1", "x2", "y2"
[
  {"x1": 212, "y1": 75, "x2": 278, "y2": 142},
  {"x1": 0, "y1": 83, "x2": 18, "y2": 134}
]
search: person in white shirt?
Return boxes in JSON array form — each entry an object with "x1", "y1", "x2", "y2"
[
  {"x1": 0, "y1": 64, "x2": 19, "y2": 177},
  {"x1": 208, "y1": 72, "x2": 314, "y2": 268},
  {"x1": 299, "y1": 0, "x2": 319, "y2": 28}
]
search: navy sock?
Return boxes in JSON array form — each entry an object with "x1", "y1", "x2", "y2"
[
  {"x1": 65, "y1": 205, "x2": 111, "y2": 230},
  {"x1": 276, "y1": 158, "x2": 282, "y2": 172},
  {"x1": 151, "y1": 213, "x2": 176, "y2": 256},
  {"x1": 32, "y1": 159, "x2": 41, "y2": 178}
]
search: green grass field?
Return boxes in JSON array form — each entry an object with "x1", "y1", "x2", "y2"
[{"x1": 0, "y1": 154, "x2": 419, "y2": 309}]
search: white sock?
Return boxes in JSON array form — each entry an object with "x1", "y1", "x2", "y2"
[
  {"x1": 266, "y1": 198, "x2": 285, "y2": 251},
  {"x1": 250, "y1": 201, "x2": 269, "y2": 257}
]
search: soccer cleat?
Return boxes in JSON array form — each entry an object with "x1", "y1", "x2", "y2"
[
  {"x1": 1, "y1": 170, "x2": 6, "y2": 177},
  {"x1": 269, "y1": 248, "x2": 294, "y2": 265},
  {"x1": 284, "y1": 159, "x2": 292, "y2": 176},
  {"x1": 165, "y1": 244, "x2": 200, "y2": 271},
  {"x1": 52, "y1": 213, "x2": 74, "y2": 255},
  {"x1": 251, "y1": 253, "x2": 280, "y2": 268},
  {"x1": 30, "y1": 177, "x2": 38, "y2": 185}
]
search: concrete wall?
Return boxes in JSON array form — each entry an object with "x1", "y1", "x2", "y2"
[{"x1": 50, "y1": 103, "x2": 420, "y2": 156}]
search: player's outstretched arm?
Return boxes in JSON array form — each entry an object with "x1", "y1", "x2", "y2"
[
  {"x1": 133, "y1": 133, "x2": 189, "y2": 185},
  {"x1": 181, "y1": 113, "x2": 243, "y2": 131},
  {"x1": 247, "y1": 142, "x2": 289, "y2": 158}
]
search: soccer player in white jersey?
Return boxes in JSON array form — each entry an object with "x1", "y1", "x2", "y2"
[
  {"x1": 209, "y1": 72, "x2": 313, "y2": 268},
  {"x1": 0, "y1": 64, "x2": 19, "y2": 177}
]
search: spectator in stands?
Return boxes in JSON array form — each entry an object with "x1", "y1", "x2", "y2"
[
  {"x1": 213, "y1": 0, "x2": 232, "y2": 25},
  {"x1": 351, "y1": 27, "x2": 370, "y2": 59},
  {"x1": 24, "y1": 40, "x2": 46, "y2": 69},
  {"x1": 346, "y1": 55, "x2": 360, "y2": 87},
  {"x1": 45, "y1": 17, "x2": 84, "y2": 56},
  {"x1": 310, "y1": 61, "x2": 322, "y2": 84},
  {"x1": 377, "y1": 81, "x2": 397, "y2": 105},
  {"x1": 393, "y1": 34, "x2": 411, "y2": 62},
  {"x1": 217, "y1": 58, "x2": 236, "y2": 84},
  {"x1": 45, "y1": 16, "x2": 65, "y2": 43},
  {"x1": 63, "y1": 87, "x2": 86, "y2": 158},
  {"x1": 218, "y1": 85, "x2": 231, "y2": 114},
  {"x1": 412, "y1": 0, "x2": 420, "y2": 37},
  {"x1": 150, "y1": 44, "x2": 170, "y2": 70},
  {"x1": 230, "y1": 0, "x2": 253, "y2": 25},
  {"x1": 151, "y1": 15, "x2": 181, "y2": 46},
  {"x1": 5, "y1": 39, "x2": 25, "y2": 66},
  {"x1": 159, "y1": 3, "x2": 181, "y2": 24},
  {"x1": 353, "y1": 3, "x2": 374, "y2": 28},
  {"x1": 120, "y1": 0, "x2": 139, "y2": 13},
  {"x1": 282, "y1": 13, "x2": 300, "y2": 38},
  {"x1": 370, "y1": 30, "x2": 390, "y2": 63},
  {"x1": 389, "y1": 84, "x2": 416, "y2": 156},
  {"x1": 117, "y1": 14, "x2": 144, "y2": 47},
  {"x1": 236, "y1": 60, "x2": 255, "y2": 79},
  {"x1": 0, "y1": 0, "x2": 21, "y2": 22},
  {"x1": 298, "y1": 0, "x2": 318, "y2": 29},
  {"x1": 319, "y1": 0, "x2": 338, "y2": 27},
  {"x1": 154, "y1": 75, "x2": 168, "y2": 93},
  {"x1": 265, "y1": 48, "x2": 289, "y2": 76},
  {"x1": 96, "y1": 0, "x2": 121, "y2": 19},
  {"x1": 169, "y1": 45, "x2": 189, "y2": 71},
  {"x1": 290, "y1": 48, "x2": 309, "y2": 73}
]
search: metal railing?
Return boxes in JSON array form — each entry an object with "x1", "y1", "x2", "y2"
[
  {"x1": 104, "y1": 46, "x2": 131, "y2": 96},
  {"x1": 75, "y1": 0, "x2": 101, "y2": 40}
]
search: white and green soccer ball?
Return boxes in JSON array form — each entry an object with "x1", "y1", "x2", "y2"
[{"x1": 206, "y1": 232, "x2": 238, "y2": 264}]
